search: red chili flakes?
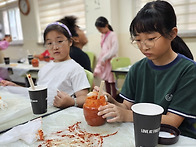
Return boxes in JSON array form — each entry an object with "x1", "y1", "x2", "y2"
[
  {"x1": 38, "y1": 121, "x2": 118, "y2": 147},
  {"x1": 38, "y1": 129, "x2": 44, "y2": 141}
]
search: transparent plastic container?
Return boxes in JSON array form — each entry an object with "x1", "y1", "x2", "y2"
[{"x1": 83, "y1": 92, "x2": 107, "y2": 126}]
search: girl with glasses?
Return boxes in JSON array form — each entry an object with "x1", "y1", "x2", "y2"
[
  {"x1": 97, "y1": 0, "x2": 196, "y2": 139},
  {"x1": 1, "y1": 22, "x2": 90, "y2": 109}
]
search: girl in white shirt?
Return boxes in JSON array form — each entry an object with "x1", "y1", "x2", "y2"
[{"x1": 1, "y1": 22, "x2": 90, "y2": 109}]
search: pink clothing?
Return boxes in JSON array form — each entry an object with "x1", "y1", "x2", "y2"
[
  {"x1": 94, "y1": 31, "x2": 118, "y2": 83},
  {"x1": 0, "y1": 41, "x2": 9, "y2": 50},
  {"x1": 0, "y1": 67, "x2": 10, "y2": 82},
  {"x1": 0, "y1": 41, "x2": 10, "y2": 79}
]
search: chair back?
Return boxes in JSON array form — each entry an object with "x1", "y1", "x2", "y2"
[
  {"x1": 111, "y1": 57, "x2": 131, "y2": 92},
  {"x1": 111, "y1": 57, "x2": 131, "y2": 70},
  {"x1": 85, "y1": 51, "x2": 95, "y2": 70},
  {"x1": 85, "y1": 69, "x2": 94, "y2": 91}
]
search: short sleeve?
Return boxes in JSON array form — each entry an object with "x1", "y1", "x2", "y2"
[
  {"x1": 120, "y1": 65, "x2": 136, "y2": 103},
  {"x1": 70, "y1": 67, "x2": 90, "y2": 93}
]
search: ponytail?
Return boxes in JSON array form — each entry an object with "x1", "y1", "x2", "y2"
[
  {"x1": 108, "y1": 24, "x2": 113, "y2": 31},
  {"x1": 171, "y1": 36, "x2": 194, "y2": 60}
]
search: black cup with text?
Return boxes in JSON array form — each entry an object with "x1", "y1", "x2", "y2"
[
  {"x1": 28, "y1": 85, "x2": 47, "y2": 114},
  {"x1": 28, "y1": 55, "x2": 33, "y2": 64},
  {"x1": 4, "y1": 57, "x2": 10, "y2": 64},
  {"x1": 132, "y1": 103, "x2": 164, "y2": 147}
]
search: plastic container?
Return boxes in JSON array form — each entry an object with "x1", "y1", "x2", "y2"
[
  {"x1": 31, "y1": 58, "x2": 39, "y2": 67},
  {"x1": 44, "y1": 56, "x2": 50, "y2": 62},
  {"x1": 83, "y1": 92, "x2": 107, "y2": 126},
  {"x1": 38, "y1": 54, "x2": 44, "y2": 61}
]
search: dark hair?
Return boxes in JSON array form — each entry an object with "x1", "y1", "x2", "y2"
[
  {"x1": 5, "y1": 34, "x2": 11, "y2": 37},
  {"x1": 95, "y1": 16, "x2": 113, "y2": 31},
  {"x1": 57, "y1": 15, "x2": 78, "y2": 37},
  {"x1": 171, "y1": 36, "x2": 193, "y2": 60},
  {"x1": 130, "y1": 0, "x2": 193, "y2": 60},
  {"x1": 43, "y1": 25, "x2": 72, "y2": 44}
]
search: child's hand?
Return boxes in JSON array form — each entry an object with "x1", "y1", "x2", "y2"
[
  {"x1": 53, "y1": 90, "x2": 74, "y2": 108},
  {"x1": 98, "y1": 103, "x2": 127, "y2": 123},
  {"x1": 93, "y1": 86, "x2": 99, "y2": 93},
  {"x1": 93, "y1": 86, "x2": 111, "y2": 102},
  {"x1": 101, "y1": 61, "x2": 105, "y2": 66},
  {"x1": 0, "y1": 80, "x2": 17, "y2": 86}
]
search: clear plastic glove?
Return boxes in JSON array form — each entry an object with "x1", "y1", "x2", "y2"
[{"x1": 0, "y1": 118, "x2": 42, "y2": 144}]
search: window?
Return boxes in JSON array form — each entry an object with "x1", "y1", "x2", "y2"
[
  {"x1": 37, "y1": 0, "x2": 86, "y2": 43},
  {"x1": 0, "y1": 0, "x2": 23, "y2": 44},
  {"x1": 135, "y1": 0, "x2": 196, "y2": 37}
]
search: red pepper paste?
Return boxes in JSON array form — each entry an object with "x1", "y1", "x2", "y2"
[
  {"x1": 38, "y1": 121, "x2": 118, "y2": 147},
  {"x1": 31, "y1": 58, "x2": 39, "y2": 67}
]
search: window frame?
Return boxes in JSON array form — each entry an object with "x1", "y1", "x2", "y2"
[
  {"x1": 36, "y1": 0, "x2": 86, "y2": 43},
  {"x1": 134, "y1": 0, "x2": 196, "y2": 38},
  {"x1": 0, "y1": 0, "x2": 23, "y2": 45}
]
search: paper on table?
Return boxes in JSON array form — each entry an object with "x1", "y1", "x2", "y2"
[
  {"x1": 0, "y1": 86, "x2": 29, "y2": 97},
  {"x1": 0, "y1": 118, "x2": 42, "y2": 144},
  {"x1": 35, "y1": 107, "x2": 135, "y2": 147},
  {"x1": 0, "y1": 88, "x2": 31, "y2": 125}
]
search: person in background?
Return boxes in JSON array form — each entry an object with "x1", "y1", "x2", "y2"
[
  {"x1": 33, "y1": 49, "x2": 54, "y2": 62},
  {"x1": 0, "y1": 34, "x2": 12, "y2": 63},
  {"x1": 1, "y1": 22, "x2": 90, "y2": 109},
  {"x1": 96, "y1": 0, "x2": 196, "y2": 139},
  {"x1": 0, "y1": 68, "x2": 10, "y2": 82},
  {"x1": 57, "y1": 15, "x2": 91, "y2": 72},
  {"x1": 0, "y1": 35, "x2": 12, "y2": 82},
  {"x1": 94, "y1": 16, "x2": 118, "y2": 99}
]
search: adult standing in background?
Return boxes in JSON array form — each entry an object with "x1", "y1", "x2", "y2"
[
  {"x1": 58, "y1": 16, "x2": 91, "y2": 72},
  {"x1": 94, "y1": 16, "x2": 118, "y2": 99},
  {"x1": 0, "y1": 34, "x2": 12, "y2": 63}
]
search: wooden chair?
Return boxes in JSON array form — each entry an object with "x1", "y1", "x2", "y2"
[{"x1": 111, "y1": 57, "x2": 131, "y2": 92}]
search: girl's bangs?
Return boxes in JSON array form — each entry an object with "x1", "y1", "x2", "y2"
[
  {"x1": 131, "y1": 7, "x2": 163, "y2": 38},
  {"x1": 133, "y1": 16, "x2": 160, "y2": 36}
]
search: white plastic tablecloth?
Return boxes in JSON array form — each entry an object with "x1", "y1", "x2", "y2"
[
  {"x1": 1, "y1": 107, "x2": 195, "y2": 147},
  {"x1": 0, "y1": 86, "x2": 59, "y2": 133},
  {"x1": 0, "y1": 62, "x2": 46, "y2": 83}
]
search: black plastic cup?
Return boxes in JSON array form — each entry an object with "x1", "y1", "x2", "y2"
[
  {"x1": 132, "y1": 103, "x2": 164, "y2": 147},
  {"x1": 4, "y1": 57, "x2": 10, "y2": 64},
  {"x1": 28, "y1": 55, "x2": 33, "y2": 64},
  {"x1": 28, "y1": 85, "x2": 47, "y2": 114}
]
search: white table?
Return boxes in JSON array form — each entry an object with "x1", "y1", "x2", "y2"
[
  {"x1": 111, "y1": 65, "x2": 131, "y2": 91},
  {"x1": 0, "y1": 86, "x2": 59, "y2": 133},
  {"x1": 1, "y1": 107, "x2": 195, "y2": 147},
  {"x1": 0, "y1": 62, "x2": 46, "y2": 83},
  {"x1": 111, "y1": 65, "x2": 131, "y2": 74},
  {"x1": 0, "y1": 87, "x2": 196, "y2": 147}
]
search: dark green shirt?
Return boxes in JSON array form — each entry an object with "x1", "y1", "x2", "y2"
[{"x1": 120, "y1": 54, "x2": 196, "y2": 139}]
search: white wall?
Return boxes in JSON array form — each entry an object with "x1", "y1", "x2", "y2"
[
  {"x1": 84, "y1": 0, "x2": 144, "y2": 64},
  {"x1": 2, "y1": 0, "x2": 196, "y2": 63},
  {"x1": 2, "y1": 0, "x2": 45, "y2": 62}
]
